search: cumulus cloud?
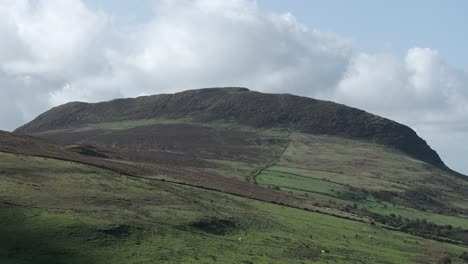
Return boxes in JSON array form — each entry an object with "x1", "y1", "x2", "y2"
[
  {"x1": 334, "y1": 48, "x2": 468, "y2": 132},
  {"x1": 0, "y1": 0, "x2": 467, "y2": 173},
  {"x1": 0, "y1": 0, "x2": 112, "y2": 129},
  {"x1": 80, "y1": 0, "x2": 352, "y2": 99},
  {"x1": 0, "y1": 0, "x2": 108, "y2": 76},
  {"x1": 332, "y1": 48, "x2": 468, "y2": 173}
]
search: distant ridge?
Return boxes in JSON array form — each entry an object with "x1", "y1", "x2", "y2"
[{"x1": 15, "y1": 87, "x2": 447, "y2": 171}]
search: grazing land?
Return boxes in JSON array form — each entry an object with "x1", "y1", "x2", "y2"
[
  {"x1": 2, "y1": 88, "x2": 468, "y2": 263},
  {"x1": 1, "y1": 152, "x2": 467, "y2": 264}
]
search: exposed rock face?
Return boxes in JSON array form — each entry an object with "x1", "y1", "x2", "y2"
[{"x1": 14, "y1": 87, "x2": 446, "y2": 169}]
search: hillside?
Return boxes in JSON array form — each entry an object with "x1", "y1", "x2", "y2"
[
  {"x1": 15, "y1": 87, "x2": 446, "y2": 170},
  {"x1": 4, "y1": 88, "x2": 468, "y2": 263},
  {"x1": 0, "y1": 131, "x2": 467, "y2": 263}
]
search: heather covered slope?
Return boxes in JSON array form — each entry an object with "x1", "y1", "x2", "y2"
[{"x1": 15, "y1": 87, "x2": 446, "y2": 170}]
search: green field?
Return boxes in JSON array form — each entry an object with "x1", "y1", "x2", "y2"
[
  {"x1": 180, "y1": 130, "x2": 468, "y2": 233},
  {"x1": 363, "y1": 202, "x2": 468, "y2": 229},
  {"x1": 256, "y1": 169, "x2": 347, "y2": 197},
  {"x1": 259, "y1": 164, "x2": 468, "y2": 229},
  {"x1": 88, "y1": 118, "x2": 289, "y2": 139},
  {"x1": 1, "y1": 152, "x2": 467, "y2": 263},
  {"x1": 203, "y1": 159, "x2": 261, "y2": 182},
  {"x1": 89, "y1": 118, "x2": 193, "y2": 130}
]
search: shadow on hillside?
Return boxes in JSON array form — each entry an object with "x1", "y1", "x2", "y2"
[{"x1": 0, "y1": 207, "x2": 97, "y2": 264}]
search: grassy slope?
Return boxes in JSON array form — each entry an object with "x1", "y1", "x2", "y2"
[
  {"x1": 49, "y1": 119, "x2": 468, "y2": 228},
  {"x1": 89, "y1": 118, "x2": 194, "y2": 130},
  {"x1": 273, "y1": 133, "x2": 468, "y2": 227},
  {"x1": 88, "y1": 118, "x2": 287, "y2": 138},
  {"x1": 43, "y1": 118, "x2": 289, "y2": 181},
  {"x1": 1, "y1": 152, "x2": 467, "y2": 263},
  {"x1": 256, "y1": 170, "x2": 348, "y2": 197}
]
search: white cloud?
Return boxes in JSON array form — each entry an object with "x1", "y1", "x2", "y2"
[
  {"x1": 333, "y1": 48, "x2": 468, "y2": 173},
  {"x1": 0, "y1": 0, "x2": 113, "y2": 129},
  {"x1": 334, "y1": 48, "x2": 468, "y2": 130},
  {"x1": 0, "y1": 0, "x2": 467, "y2": 173},
  {"x1": 0, "y1": 0, "x2": 108, "y2": 77},
  {"x1": 102, "y1": 0, "x2": 352, "y2": 97}
]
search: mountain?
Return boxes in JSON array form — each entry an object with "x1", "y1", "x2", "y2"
[
  {"x1": 3, "y1": 88, "x2": 468, "y2": 263},
  {"x1": 15, "y1": 87, "x2": 446, "y2": 170}
]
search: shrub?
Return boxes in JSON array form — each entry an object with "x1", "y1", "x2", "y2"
[{"x1": 437, "y1": 255, "x2": 451, "y2": 264}]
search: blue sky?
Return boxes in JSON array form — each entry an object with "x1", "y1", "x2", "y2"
[
  {"x1": 262, "y1": 0, "x2": 468, "y2": 69},
  {"x1": 262, "y1": 0, "x2": 468, "y2": 68},
  {"x1": 1, "y1": 0, "x2": 467, "y2": 174}
]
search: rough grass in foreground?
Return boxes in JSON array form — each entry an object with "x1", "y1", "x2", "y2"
[{"x1": 1, "y1": 152, "x2": 467, "y2": 263}]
